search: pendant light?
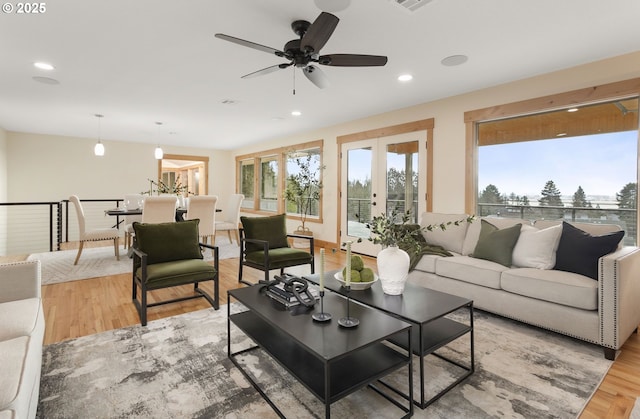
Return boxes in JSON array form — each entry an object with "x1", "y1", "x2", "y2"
[
  {"x1": 154, "y1": 121, "x2": 163, "y2": 159},
  {"x1": 94, "y1": 114, "x2": 105, "y2": 156}
]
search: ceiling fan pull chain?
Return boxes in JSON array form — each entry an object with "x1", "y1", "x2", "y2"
[{"x1": 292, "y1": 67, "x2": 296, "y2": 95}]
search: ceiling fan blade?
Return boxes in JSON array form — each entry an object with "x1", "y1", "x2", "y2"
[
  {"x1": 318, "y1": 54, "x2": 388, "y2": 67},
  {"x1": 301, "y1": 12, "x2": 339, "y2": 53},
  {"x1": 215, "y1": 33, "x2": 284, "y2": 57},
  {"x1": 303, "y1": 65, "x2": 330, "y2": 89},
  {"x1": 242, "y1": 63, "x2": 291, "y2": 79}
]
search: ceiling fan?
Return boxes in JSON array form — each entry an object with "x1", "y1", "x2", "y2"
[{"x1": 215, "y1": 12, "x2": 387, "y2": 90}]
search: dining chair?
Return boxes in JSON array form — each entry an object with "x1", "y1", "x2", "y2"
[
  {"x1": 141, "y1": 196, "x2": 178, "y2": 224},
  {"x1": 185, "y1": 195, "x2": 218, "y2": 247},
  {"x1": 238, "y1": 213, "x2": 314, "y2": 285},
  {"x1": 123, "y1": 194, "x2": 143, "y2": 250},
  {"x1": 69, "y1": 195, "x2": 120, "y2": 265},
  {"x1": 215, "y1": 193, "x2": 244, "y2": 245}
]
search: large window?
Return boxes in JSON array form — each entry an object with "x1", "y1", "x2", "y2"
[
  {"x1": 236, "y1": 140, "x2": 323, "y2": 221},
  {"x1": 285, "y1": 148, "x2": 322, "y2": 218},
  {"x1": 260, "y1": 156, "x2": 278, "y2": 211},
  {"x1": 466, "y1": 81, "x2": 640, "y2": 245},
  {"x1": 239, "y1": 159, "x2": 255, "y2": 209}
]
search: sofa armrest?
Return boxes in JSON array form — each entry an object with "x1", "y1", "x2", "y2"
[
  {"x1": 599, "y1": 246, "x2": 640, "y2": 350},
  {"x1": 0, "y1": 260, "x2": 41, "y2": 303}
]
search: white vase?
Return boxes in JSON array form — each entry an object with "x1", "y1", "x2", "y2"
[{"x1": 377, "y1": 245, "x2": 410, "y2": 295}]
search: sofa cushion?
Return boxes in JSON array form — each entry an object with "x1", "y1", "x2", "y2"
[
  {"x1": 554, "y1": 221, "x2": 625, "y2": 279},
  {"x1": 0, "y1": 299, "x2": 42, "y2": 341},
  {"x1": 0, "y1": 336, "x2": 30, "y2": 415},
  {"x1": 471, "y1": 220, "x2": 522, "y2": 267},
  {"x1": 512, "y1": 224, "x2": 563, "y2": 269},
  {"x1": 435, "y1": 255, "x2": 507, "y2": 289},
  {"x1": 420, "y1": 212, "x2": 470, "y2": 254},
  {"x1": 413, "y1": 253, "x2": 455, "y2": 273},
  {"x1": 501, "y1": 268, "x2": 598, "y2": 310},
  {"x1": 133, "y1": 219, "x2": 203, "y2": 265}
]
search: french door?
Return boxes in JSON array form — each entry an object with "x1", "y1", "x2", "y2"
[{"x1": 340, "y1": 132, "x2": 424, "y2": 256}]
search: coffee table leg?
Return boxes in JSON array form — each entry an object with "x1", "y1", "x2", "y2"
[{"x1": 325, "y1": 365, "x2": 331, "y2": 419}]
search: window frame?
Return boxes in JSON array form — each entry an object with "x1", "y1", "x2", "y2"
[
  {"x1": 235, "y1": 140, "x2": 324, "y2": 224},
  {"x1": 464, "y1": 78, "x2": 640, "y2": 215}
]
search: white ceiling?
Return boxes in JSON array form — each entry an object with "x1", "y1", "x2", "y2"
[{"x1": 1, "y1": 0, "x2": 639, "y2": 151}]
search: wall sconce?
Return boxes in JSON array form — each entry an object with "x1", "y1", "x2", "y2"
[{"x1": 94, "y1": 114, "x2": 105, "y2": 156}]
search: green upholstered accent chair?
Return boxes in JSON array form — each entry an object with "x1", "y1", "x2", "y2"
[
  {"x1": 131, "y1": 219, "x2": 219, "y2": 326},
  {"x1": 238, "y1": 214, "x2": 314, "y2": 285}
]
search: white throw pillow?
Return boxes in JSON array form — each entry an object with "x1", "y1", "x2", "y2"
[
  {"x1": 420, "y1": 212, "x2": 470, "y2": 254},
  {"x1": 512, "y1": 224, "x2": 563, "y2": 269}
]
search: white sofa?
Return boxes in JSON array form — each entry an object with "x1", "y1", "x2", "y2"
[
  {"x1": 0, "y1": 261, "x2": 45, "y2": 419},
  {"x1": 407, "y1": 213, "x2": 640, "y2": 360}
]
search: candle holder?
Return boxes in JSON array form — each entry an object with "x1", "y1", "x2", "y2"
[
  {"x1": 312, "y1": 290, "x2": 332, "y2": 322},
  {"x1": 338, "y1": 285, "x2": 359, "y2": 328}
]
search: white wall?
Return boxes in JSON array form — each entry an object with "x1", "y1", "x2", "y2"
[
  {"x1": 0, "y1": 126, "x2": 7, "y2": 254},
  {"x1": 6, "y1": 132, "x2": 232, "y2": 203},
  {"x1": 0, "y1": 126, "x2": 7, "y2": 202},
  {"x1": 232, "y1": 51, "x2": 640, "y2": 245}
]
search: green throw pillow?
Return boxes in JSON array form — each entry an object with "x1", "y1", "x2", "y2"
[
  {"x1": 240, "y1": 214, "x2": 290, "y2": 253},
  {"x1": 472, "y1": 220, "x2": 522, "y2": 267},
  {"x1": 133, "y1": 219, "x2": 203, "y2": 265}
]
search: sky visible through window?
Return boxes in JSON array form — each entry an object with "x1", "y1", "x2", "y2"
[{"x1": 478, "y1": 131, "x2": 637, "y2": 207}]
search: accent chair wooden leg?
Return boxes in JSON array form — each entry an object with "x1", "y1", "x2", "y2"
[
  {"x1": 114, "y1": 238, "x2": 120, "y2": 261},
  {"x1": 227, "y1": 231, "x2": 232, "y2": 243},
  {"x1": 73, "y1": 242, "x2": 84, "y2": 265}
]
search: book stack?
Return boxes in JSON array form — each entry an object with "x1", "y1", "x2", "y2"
[{"x1": 266, "y1": 282, "x2": 320, "y2": 308}]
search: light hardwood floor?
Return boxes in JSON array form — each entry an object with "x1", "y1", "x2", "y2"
[{"x1": 4, "y1": 242, "x2": 639, "y2": 418}]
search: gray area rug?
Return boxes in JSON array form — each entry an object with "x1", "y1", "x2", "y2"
[
  {"x1": 37, "y1": 305, "x2": 611, "y2": 419},
  {"x1": 27, "y1": 241, "x2": 239, "y2": 285}
]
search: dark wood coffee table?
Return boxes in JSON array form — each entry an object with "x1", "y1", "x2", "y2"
[
  {"x1": 304, "y1": 270, "x2": 474, "y2": 409},
  {"x1": 227, "y1": 285, "x2": 414, "y2": 418}
]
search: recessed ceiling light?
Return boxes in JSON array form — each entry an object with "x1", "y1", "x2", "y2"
[
  {"x1": 34, "y1": 62, "x2": 55, "y2": 70},
  {"x1": 291, "y1": 110, "x2": 302, "y2": 116},
  {"x1": 441, "y1": 55, "x2": 468, "y2": 67},
  {"x1": 32, "y1": 76, "x2": 59, "y2": 85},
  {"x1": 398, "y1": 74, "x2": 413, "y2": 82},
  {"x1": 567, "y1": 108, "x2": 579, "y2": 112}
]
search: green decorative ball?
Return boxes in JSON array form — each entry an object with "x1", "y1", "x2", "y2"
[
  {"x1": 349, "y1": 270, "x2": 362, "y2": 282},
  {"x1": 351, "y1": 255, "x2": 364, "y2": 271},
  {"x1": 360, "y1": 267, "x2": 375, "y2": 283}
]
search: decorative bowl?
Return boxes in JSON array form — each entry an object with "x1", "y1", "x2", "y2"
[{"x1": 334, "y1": 271, "x2": 378, "y2": 290}]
